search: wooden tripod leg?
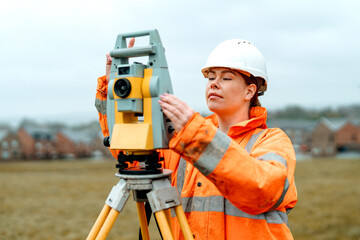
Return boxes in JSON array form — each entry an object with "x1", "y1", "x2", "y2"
[
  {"x1": 95, "y1": 208, "x2": 120, "y2": 240},
  {"x1": 174, "y1": 205, "x2": 194, "y2": 240},
  {"x1": 155, "y1": 210, "x2": 174, "y2": 240},
  {"x1": 136, "y1": 202, "x2": 150, "y2": 240},
  {"x1": 164, "y1": 209, "x2": 173, "y2": 236},
  {"x1": 87, "y1": 204, "x2": 111, "y2": 240}
]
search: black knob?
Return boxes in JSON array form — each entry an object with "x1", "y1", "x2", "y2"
[
  {"x1": 168, "y1": 126, "x2": 175, "y2": 134},
  {"x1": 103, "y1": 136, "x2": 110, "y2": 147}
]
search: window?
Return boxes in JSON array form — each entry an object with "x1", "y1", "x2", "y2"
[
  {"x1": 11, "y1": 140, "x2": 19, "y2": 148},
  {"x1": 2, "y1": 151, "x2": 9, "y2": 159},
  {"x1": 35, "y1": 142, "x2": 42, "y2": 150},
  {"x1": 1, "y1": 141, "x2": 8, "y2": 149}
]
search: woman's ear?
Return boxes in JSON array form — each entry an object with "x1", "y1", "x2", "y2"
[{"x1": 245, "y1": 84, "x2": 257, "y2": 101}]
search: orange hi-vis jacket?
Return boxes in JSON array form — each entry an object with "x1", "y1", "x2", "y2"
[
  {"x1": 95, "y1": 76, "x2": 120, "y2": 159},
  {"x1": 95, "y1": 75, "x2": 297, "y2": 239}
]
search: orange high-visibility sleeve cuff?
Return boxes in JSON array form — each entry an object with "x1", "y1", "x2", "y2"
[
  {"x1": 169, "y1": 113, "x2": 217, "y2": 164},
  {"x1": 97, "y1": 75, "x2": 108, "y2": 96}
]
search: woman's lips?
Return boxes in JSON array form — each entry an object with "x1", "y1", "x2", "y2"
[{"x1": 208, "y1": 92, "x2": 223, "y2": 100}]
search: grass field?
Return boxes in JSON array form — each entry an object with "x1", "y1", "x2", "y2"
[{"x1": 1, "y1": 158, "x2": 359, "y2": 240}]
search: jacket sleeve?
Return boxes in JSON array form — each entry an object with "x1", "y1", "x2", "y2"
[
  {"x1": 95, "y1": 75, "x2": 120, "y2": 159},
  {"x1": 169, "y1": 113, "x2": 297, "y2": 215}
]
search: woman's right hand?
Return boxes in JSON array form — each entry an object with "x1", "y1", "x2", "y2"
[
  {"x1": 105, "y1": 53, "x2": 112, "y2": 83},
  {"x1": 105, "y1": 38, "x2": 135, "y2": 82}
]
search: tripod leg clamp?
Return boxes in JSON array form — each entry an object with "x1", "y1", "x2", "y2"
[
  {"x1": 147, "y1": 178, "x2": 181, "y2": 213},
  {"x1": 105, "y1": 179, "x2": 130, "y2": 212}
]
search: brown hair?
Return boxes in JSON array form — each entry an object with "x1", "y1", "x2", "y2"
[{"x1": 240, "y1": 73, "x2": 261, "y2": 108}]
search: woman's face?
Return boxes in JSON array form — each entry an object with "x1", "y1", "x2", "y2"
[{"x1": 205, "y1": 67, "x2": 253, "y2": 115}]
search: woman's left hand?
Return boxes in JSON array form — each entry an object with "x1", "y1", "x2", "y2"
[{"x1": 159, "y1": 93, "x2": 195, "y2": 132}]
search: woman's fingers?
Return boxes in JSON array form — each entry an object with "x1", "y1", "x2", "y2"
[
  {"x1": 162, "y1": 94, "x2": 194, "y2": 118},
  {"x1": 128, "y1": 38, "x2": 135, "y2": 48},
  {"x1": 160, "y1": 94, "x2": 185, "y2": 116},
  {"x1": 107, "y1": 38, "x2": 134, "y2": 63},
  {"x1": 160, "y1": 99, "x2": 183, "y2": 121},
  {"x1": 106, "y1": 38, "x2": 135, "y2": 82},
  {"x1": 106, "y1": 53, "x2": 112, "y2": 64},
  {"x1": 105, "y1": 53, "x2": 112, "y2": 82},
  {"x1": 159, "y1": 94, "x2": 194, "y2": 132}
]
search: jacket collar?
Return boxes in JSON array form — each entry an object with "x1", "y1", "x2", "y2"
[{"x1": 206, "y1": 106, "x2": 268, "y2": 137}]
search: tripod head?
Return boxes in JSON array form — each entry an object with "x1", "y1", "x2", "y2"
[{"x1": 105, "y1": 30, "x2": 175, "y2": 174}]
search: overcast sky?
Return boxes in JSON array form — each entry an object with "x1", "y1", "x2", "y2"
[{"x1": 1, "y1": 0, "x2": 359, "y2": 126}]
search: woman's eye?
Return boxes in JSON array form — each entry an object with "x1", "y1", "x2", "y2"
[
  {"x1": 208, "y1": 77, "x2": 215, "y2": 81},
  {"x1": 223, "y1": 78, "x2": 232, "y2": 81}
]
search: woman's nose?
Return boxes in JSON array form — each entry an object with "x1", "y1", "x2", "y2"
[{"x1": 210, "y1": 78, "x2": 220, "y2": 89}]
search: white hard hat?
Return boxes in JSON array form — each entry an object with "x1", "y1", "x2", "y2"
[{"x1": 202, "y1": 39, "x2": 268, "y2": 93}]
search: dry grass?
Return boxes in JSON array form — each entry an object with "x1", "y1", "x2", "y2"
[
  {"x1": 0, "y1": 160, "x2": 161, "y2": 240},
  {"x1": 289, "y1": 158, "x2": 360, "y2": 240},
  {"x1": 0, "y1": 158, "x2": 359, "y2": 240}
]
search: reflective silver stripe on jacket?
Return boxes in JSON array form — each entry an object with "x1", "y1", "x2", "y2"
[
  {"x1": 245, "y1": 129, "x2": 289, "y2": 211},
  {"x1": 95, "y1": 98, "x2": 107, "y2": 115},
  {"x1": 258, "y1": 152, "x2": 289, "y2": 212},
  {"x1": 268, "y1": 178, "x2": 289, "y2": 212},
  {"x1": 177, "y1": 158, "x2": 187, "y2": 197},
  {"x1": 172, "y1": 157, "x2": 187, "y2": 217},
  {"x1": 245, "y1": 130, "x2": 265, "y2": 153},
  {"x1": 181, "y1": 195, "x2": 288, "y2": 225},
  {"x1": 194, "y1": 129, "x2": 231, "y2": 176},
  {"x1": 258, "y1": 152, "x2": 288, "y2": 168}
]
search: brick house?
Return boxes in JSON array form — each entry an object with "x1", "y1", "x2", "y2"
[
  {"x1": 335, "y1": 121, "x2": 360, "y2": 151},
  {"x1": 17, "y1": 121, "x2": 57, "y2": 159},
  {"x1": 0, "y1": 119, "x2": 110, "y2": 161},
  {"x1": 311, "y1": 118, "x2": 360, "y2": 156},
  {"x1": 267, "y1": 117, "x2": 360, "y2": 157},
  {"x1": 311, "y1": 118, "x2": 338, "y2": 156},
  {"x1": 0, "y1": 129, "x2": 21, "y2": 161},
  {"x1": 55, "y1": 131, "x2": 77, "y2": 158},
  {"x1": 57, "y1": 129, "x2": 110, "y2": 159}
]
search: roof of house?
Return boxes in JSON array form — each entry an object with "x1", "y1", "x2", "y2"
[
  {"x1": 20, "y1": 121, "x2": 55, "y2": 140},
  {"x1": 60, "y1": 129, "x2": 98, "y2": 144},
  {"x1": 313, "y1": 117, "x2": 360, "y2": 132},
  {"x1": 319, "y1": 118, "x2": 348, "y2": 131},
  {"x1": 267, "y1": 117, "x2": 360, "y2": 133},
  {"x1": 267, "y1": 118, "x2": 318, "y2": 131}
]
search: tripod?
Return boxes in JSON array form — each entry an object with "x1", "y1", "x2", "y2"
[{"x1": 86, "y1": 169, "x2": 194, "y2": 240}]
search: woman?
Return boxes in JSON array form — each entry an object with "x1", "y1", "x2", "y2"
[{"x1": 96, "y1": 39, "x2": 297, "y2": 239}]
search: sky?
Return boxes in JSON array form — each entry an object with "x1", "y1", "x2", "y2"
[{"x1": 1, "y1": 0, "x2": 359, "y2": 126}]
